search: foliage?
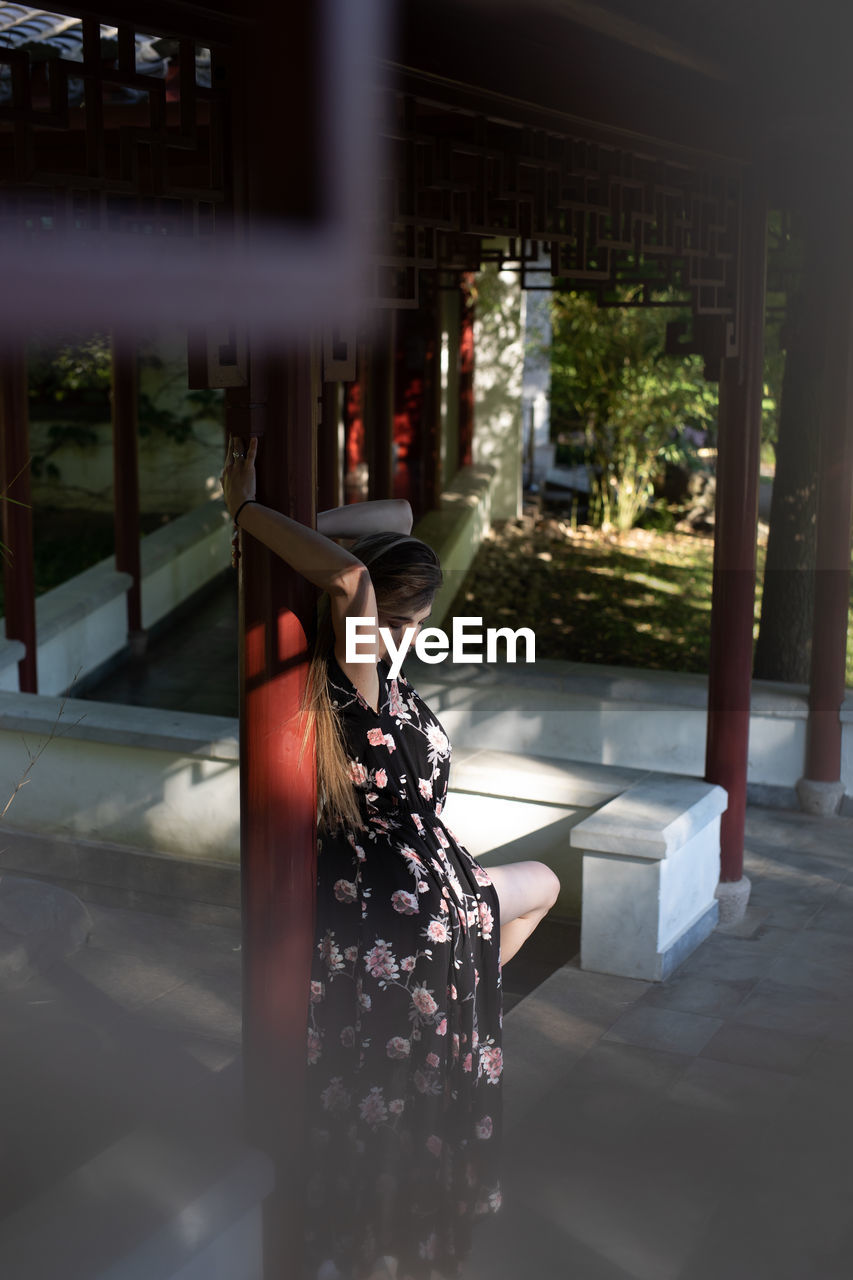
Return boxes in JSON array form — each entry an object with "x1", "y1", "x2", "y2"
[
  {"x1": 549, "y1": 290, "x2": 719, "y2": 531},
  {"x1": 28, "y1": 335, "x2": 112, "y2": 419},
  {"x1": 27, "y1": 335, "x2": 224, "y2": 452}
]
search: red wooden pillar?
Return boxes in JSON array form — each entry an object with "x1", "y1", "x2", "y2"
[
  {"x1": 0, "y1": 338, "x2": 37, "y2": 692},
  {"x1": 234, "y1": 346, "x2": 319, "y2": 1279},
  {"x1": 458, "y1": 272, "x2": 475, "y2": 469},
  {"x1": 422, "y1": 277, "x2": 441, "y2": 515},
  {"x1": 418, "y1": 273, "x2": 440, "y2": 517},
  {"x1": 799, "y1": 227, "x2": 853, "y2": 810},
  {"x1": 235, "y1": 6, "x2": 321, "y2": 1278},
  {"x1": 705, "y1": 180, "x2": 767, "y2": 885},
  {"x1": 111, "y1": 333, "x2": 143, "y2": 646}
]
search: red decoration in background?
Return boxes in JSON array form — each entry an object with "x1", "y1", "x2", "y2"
[{"x1": 343, "y1": 368, "x2": 367, "y2": 503}]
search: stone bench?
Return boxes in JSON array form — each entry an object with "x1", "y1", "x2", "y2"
[
  {"x1": 445, "y1": 748, "x2": 647, "y2": 920},
  {"x1": 570, "y1": 773, "x2": 728, "y2": 981},
  {"x1": 445, "y1": 749, "x2": 728, "y2": 981}
]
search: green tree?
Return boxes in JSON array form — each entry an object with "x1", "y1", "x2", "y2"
[{"x1": 549, "y1": 291, "x2": 718, "y2": 530}]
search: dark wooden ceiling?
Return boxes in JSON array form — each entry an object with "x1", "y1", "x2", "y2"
[{"x1": 397, "y1": 0, "x2": 853, "y2": 203}]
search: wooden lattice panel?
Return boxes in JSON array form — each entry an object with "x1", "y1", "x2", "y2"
[
  {"x1": 371, "y1": 90, "x2": 743, "y2": 360},
  {"x1": 0, "y1": 12, "x2": 225, "y2": 236}
]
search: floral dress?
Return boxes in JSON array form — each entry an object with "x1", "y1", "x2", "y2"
[{"x1": 303, "y1": 650, "x2": 503, "y2": 1280}]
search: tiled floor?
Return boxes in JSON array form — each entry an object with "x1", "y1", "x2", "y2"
[
  {"x1": 0, "y1": 906, "x2": 244, "y2": 1218},
  {"x1": 3, "y1": 806, "x2": 852, "y2": 1278},
  {"x1": 465, "y1": 806, "x2": 853, "y2": 1280}
]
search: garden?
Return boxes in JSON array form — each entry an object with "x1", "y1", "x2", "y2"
[{"x1": 451, "y1": 224, "x2": 853, "y2": 687}]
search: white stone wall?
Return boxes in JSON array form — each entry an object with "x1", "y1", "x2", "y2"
[
  {"x1": 401, "y1": 656, "x2": 826, "y2": 797},
  {"x1": 520, "y1": 247, "x2": 555, "y2": 489},
  {"x1": 473, "y1": 260, "x2": 523, "y2": 520},
  {"x1": 0, "y1": 693, "x2": 239, "y2": 861}
]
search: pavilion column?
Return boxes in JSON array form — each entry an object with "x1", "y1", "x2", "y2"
[
  {"x1": 235, "y1": 7, "x2": 322, "y2": 1278},
  {"x1": 704, "y1": 178, "x2": 767, "y2": 916},
  {"x1": 235, "y1": 345, "x2": 320, "y2": 1279},
  {"x1": 419, "y1": 276, "x2": 440, "y2": 517},
  {"x1": 365, "y1": 308, "x2": 395, "y2": 500},
  {"x1": 111, "y1": 333, "x2": 144, "y2": 651},
  {"x1": 0, "y1": 338, "x2": 37, "y2": 693},
  {"x1": 796, "y1": 219, "x2": 853, "y2": 816},
  {"x1": 458, "y1": 272, "x2": 475, "y2": 469}
]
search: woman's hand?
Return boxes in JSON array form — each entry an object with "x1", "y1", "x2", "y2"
[{"x1": 220, "y1": 435, "x2": 258, "y2": 518}]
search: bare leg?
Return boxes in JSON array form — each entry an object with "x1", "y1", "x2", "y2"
[{"x1": 484, "y1": 861, "x2": 560, "y2": 964}]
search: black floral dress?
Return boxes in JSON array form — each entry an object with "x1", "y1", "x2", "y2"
[{"x1": 303, "y1": 650, "x2": 503, "y2": 1280}]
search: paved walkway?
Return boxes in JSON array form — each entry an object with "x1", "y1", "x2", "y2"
[
  {"x1": 82, "y1": 573, "x2": 239, "y2": 717},
  {"x1": 467, "y1": 805, "x2": 853, "y2": 1280},
  {"x1": 3, "y1": 805, "x2": 852, "y2": 1277}
]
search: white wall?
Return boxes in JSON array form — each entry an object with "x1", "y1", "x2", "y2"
[
  {"x1": 0, "y1": 663, "x2": 849, "y2": 882},
  {"x1": 520, "y1": 246, "x2": 554, "y2": 488},
  {"x1": 0, "y1": 693, "x2": 240, "y2": 861},
  {"x1": 401, "y1": 656, "x2": 833, "y2": 801}
]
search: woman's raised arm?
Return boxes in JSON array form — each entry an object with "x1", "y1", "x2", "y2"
[
  {"x1": 317, "y1": 498, "x2": 412, "y2": 540},
  {"x1": 221, "y1": 435, "x2": 366, "y2": 595}
]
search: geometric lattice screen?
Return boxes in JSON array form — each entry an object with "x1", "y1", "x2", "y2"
[{"x1": 371, "y1": 89, "x2": 744, "y2": 367}]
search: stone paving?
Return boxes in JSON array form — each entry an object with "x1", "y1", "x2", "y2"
[
  {"x1": 467, "y1": 805, "x2": 853, "y2": 1280},
  {"x1": 2, "y1": 803, "x2": 852, "y2": 1278}
]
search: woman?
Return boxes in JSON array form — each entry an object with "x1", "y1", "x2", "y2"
[{"x1": 221, "y1": 436, "x2": 560, "y2": 1280}]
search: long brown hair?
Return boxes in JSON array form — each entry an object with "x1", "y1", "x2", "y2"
[{"x1": 298, "y1": 532, "x2": 443, "y2": 834}]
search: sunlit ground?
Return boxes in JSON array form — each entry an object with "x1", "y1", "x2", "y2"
[{"x1": 447, "y1": 512, "x2": 853, "y2": 680}]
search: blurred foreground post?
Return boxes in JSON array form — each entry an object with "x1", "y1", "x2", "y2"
[{"x1": 0, "y1": 338, "x2": 37, "y2": 692}]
